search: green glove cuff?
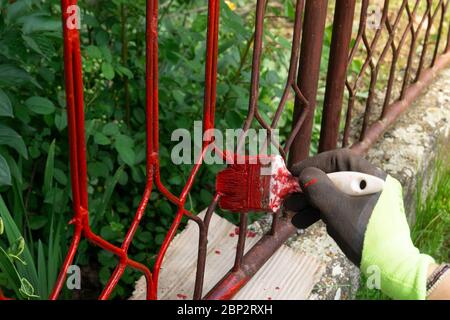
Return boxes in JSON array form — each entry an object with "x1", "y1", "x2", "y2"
[{"x1": 361, "y1": 175, "x2": 435, "y2": 300}]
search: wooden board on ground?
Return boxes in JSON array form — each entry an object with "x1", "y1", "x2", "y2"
[{"x1": 131, "y1": 211, "x2": 325, "y2": 300}]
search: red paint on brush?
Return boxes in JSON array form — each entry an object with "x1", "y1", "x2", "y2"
[
  {"x1": 216, "y1": 155, "x2": 300, "y2": 213},
  {"x1": 268, "y1": 167, "x2": 300, "y2": 211}
]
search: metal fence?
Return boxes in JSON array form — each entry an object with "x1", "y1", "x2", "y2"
[{"x1": 16, "y1": 0, "x2": 450, "y2": 300}]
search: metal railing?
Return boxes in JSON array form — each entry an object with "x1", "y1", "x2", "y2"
[{"x1": 2, "y1": 0, "x2": 448, "y2": 300}]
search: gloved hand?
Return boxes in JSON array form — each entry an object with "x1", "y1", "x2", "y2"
[{"x1": 285, "y1": 149, "x2": 435, "y2": 300}]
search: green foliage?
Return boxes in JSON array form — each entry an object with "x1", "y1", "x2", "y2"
[
  {"x1": 412, "y1": 154, "x2": 450, "y2": 263},
  {"x1": 0, "y1": 196, "x2": 39, "y2": 299}
]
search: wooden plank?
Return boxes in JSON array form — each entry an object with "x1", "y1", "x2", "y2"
[{"x1": 131, "y1": 211, "x2": 325, "y2": 300}]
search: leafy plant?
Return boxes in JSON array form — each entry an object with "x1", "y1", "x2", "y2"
[{"x1": 0, "y1": 197, "x2": 39, "y2": 299}]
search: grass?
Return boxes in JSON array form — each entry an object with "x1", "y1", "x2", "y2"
[{"x1": 356, "y1": 155, "x2": 450, "y2": 300}]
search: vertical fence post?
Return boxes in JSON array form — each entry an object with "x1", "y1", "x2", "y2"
[
  {"x1": 288, "y1": 0, "x2": 328, "y2": 167},
  {"x1": 318, "y1": 0, "x2": 356, "y2": 153}
]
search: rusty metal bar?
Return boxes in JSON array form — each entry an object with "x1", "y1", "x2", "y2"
[
  {"x1": 288, "y1": 0, "x2": 329, "y2": 166},
  {"x1": 318, "y1": 0, "x2": 357, "y2": 153},
  {"x1": 351, "y1": 50, "x2": 450, "y2": 154},
  {"x1": 193, "y1": 194, "x2": 219, "y2": 300},
  {"x1": 204, "y1": 212, "x2": 297, "y2": 300}
]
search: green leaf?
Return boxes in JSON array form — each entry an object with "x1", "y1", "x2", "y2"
[
  {"x1": 19, "y1": 277, "x2": 39, "y2": 299},
  {"x1": 0, "y1": 89, "x2": 13, "y2": 117},
  {"x1": 0, "y1": 65, "x2": 41, "y2": 88},
  {"x1": 43, "y1": 140, "x2": 55, "y2": 196},
  {"x1": 100, "y1": 226, "x2": 116, "y2": 241},
  {"x1": 25, "y1": 96, "x2": 56, "y2": 115},
  {"x1": 47, "y1": 217, "x2": 62, "y2": 295},
  {"x1": 114, "y1": 135, "x2": 135, "y2": 166},
  {"x1": 37, "y1": 241, "x2": 48, "y2": 299},
  {"x1": 0, "y1": 154, "x2": 11, "y2": 186},
  {"x1": 137, "y1": 231, "x2": 153, "y2": 243},
  {"x1": 102, "y1": 123, "x2": 119, "y2": 136},
  {"x1": 101, "y1": 62, "x2": 115, "y2": 80},
  {"x1": 53, "y1": 168, "x2": 67, "y2": 186},
  {"x1": 29, "y1": 216, "x2": 48, "y2": 230},
  {"x1": 0, "y1": 124, "x2": 28, "y2": 159},
  {"x1": 2, "y1": 152, "x2": 22, "y2": 184},
  {"x1": 5, "y1": 0, "x2": 31, "y2": 23},
  {"x1": 116, "y1": 65, "x2": 133, "y2": 79},
  {"x1": 168, "y1": 175, "x2": 182, "y2": 185},
  {"x1": 0, "y1": 196, "x2": 39, "y2": 294},
  {"x1": 21, "y1": 15, "x2": 61, "y2": 34},
  {"x1": 97, "y1": 166, "x2": 125, "y2": 219},
  {"x1": 86, "y1": 45, "x2": 102, "y2": 59},
  {"x1": 54, "y1": 112, "x2": 67, "y2": 131},
  {"x1": 0, "y1": 246, "x2": 22, "y2": 298},
  {"x1": 155, "y1": 233, "x2": 165, "y2": 245},
  {"x1": 94, "y1": 132, "x2": 111, "y2": 145},
  {"x1": 22, "y1": 35, "x2": 44, "y2": 56},
  {"x1": 8, "y1": 237, "x2": 25, "y2": 259}
]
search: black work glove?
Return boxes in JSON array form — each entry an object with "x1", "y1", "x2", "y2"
[
  {"x1": 284, "y1": 149, "x2": 386, "y2": 266},
  {"x1": 285, "y1": 149, "x2": 436, "y2": 300}
]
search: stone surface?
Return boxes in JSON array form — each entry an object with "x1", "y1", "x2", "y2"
[{"x1": 365, "y1": 67, "x2": 450, "y2": 221}]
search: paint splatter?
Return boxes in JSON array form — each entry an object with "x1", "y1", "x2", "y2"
[
  {"x1": 234, "y1": 227, "x2": 240, "y2": 235},
  {"x1": 275, "y1": 286, "x2": 280, "y2": 290},
  {"x1": 267, "y1": 297, "x2": 272, "y2": 300},
  {"x1": 215, "y1": 250, "x2": 221, "y2": 255},
  {"x1": 229, "y1": 232, "x2": 235, "y2": 238},
  {"x1": 247, "y1": 231, "x2": 257, "y2": 238},
  {"x1": 177, "y1": 293, "x2": 187, "y2": 300}
]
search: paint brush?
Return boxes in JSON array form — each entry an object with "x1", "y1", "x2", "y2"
[{"x1": 216, "y1": 155, "x2": 385, "y2": 213}]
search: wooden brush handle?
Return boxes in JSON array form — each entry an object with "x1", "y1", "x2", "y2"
[{"x1": 326, "y1": 171, "x2": 385, "y2": 196}]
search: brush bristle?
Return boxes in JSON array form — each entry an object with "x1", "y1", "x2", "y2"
[
  {"x1": 216, "y1": 155, "x2": 300, "y2": 213},
  {"x1": 216, "y1": 157, "x2": 271, "y2": 212}
]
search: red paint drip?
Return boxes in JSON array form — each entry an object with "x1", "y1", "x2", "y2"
[
  {"x1": 229, "y1": 233, "x2": 235, "y2": 238},
  {"x1": 177, "y1": 293, "x2": 187, "y2": 300},
  {"x1": 247, "y1": 231, "x2": 257, "y2": 238},
  {"x1": 215, "y1": 249, "x2": 221, "y2": 255}
]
